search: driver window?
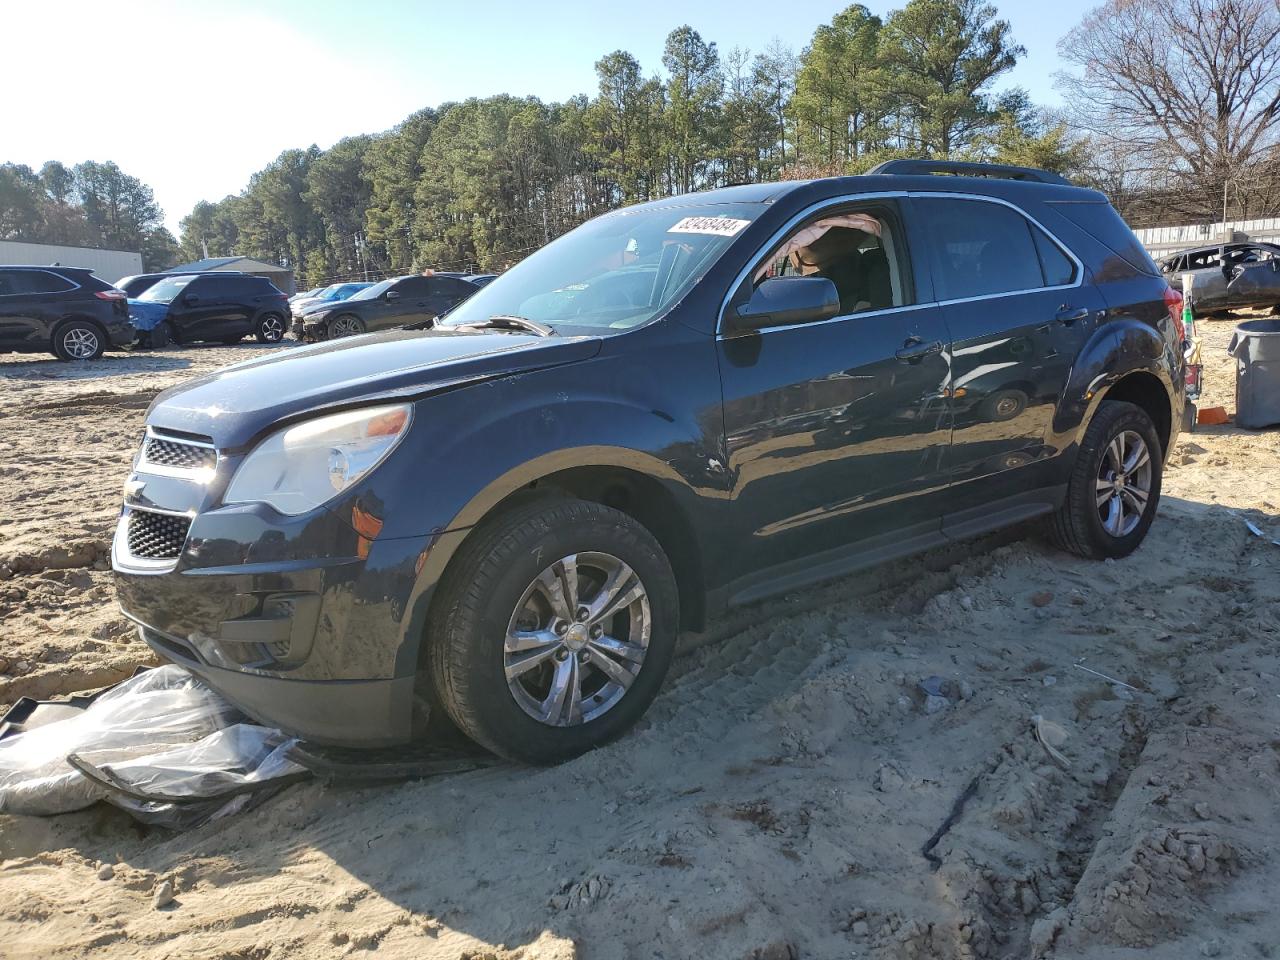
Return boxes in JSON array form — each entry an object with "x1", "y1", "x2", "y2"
[{"x1": 755, "y1": 209, "x2": 910, "y2": 315}]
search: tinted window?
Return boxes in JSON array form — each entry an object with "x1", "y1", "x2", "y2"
[
  {"x1": 1046, "y1": 201, "x2": 1159, "y2": 277},
  {"x1": 922, "y1": 198, "x2": 1044, "y2": 300},
  {"x1": 396, "y1": 277, "x2": 431, "y2": 296},
  {"x1": 15, "y1": 270, "x2": 76, "y2": 294},
  {"x1": 1032, "y1": 227, "x2": 1077, "y2": 286},
  {"x1": 0, "y1": 271, "x2": 21, "y2": 296}
]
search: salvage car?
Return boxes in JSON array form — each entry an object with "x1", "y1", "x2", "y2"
[
  {"x1": 0, "y1": 265, "x2": 133, "y2": 360},
  {"x1": 129, "y1": 273, "x2": 290, "y2": 346},
  {"x1": 1160, "y1": 241, "x2": 1280, "y2": 314},
  {"x1": 298, "y1": 273, "x2": 480, "y2": 340},
  {"x1": 288, "y1": 281, "x2": 372, "y2": 322},
  {"x1": 114, "y1": 161, "x2": 1187, "y2": 764}
]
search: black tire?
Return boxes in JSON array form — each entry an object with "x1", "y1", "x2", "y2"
[
  {"x1": 255, "y1": 313, "x2": 286, "y2": 344},
  {"x1": 328, "y1": 314, "x2": 365, "y2": 338},
  {"x1": 426, "y1": 497, "x2": 679, "y2": 764},
  {"x1": 51, "y1": 320, "x2": 105, "y2": 361},
  {"x1": 977, "y1": 388, "x2": 1028, "y2": 423},
  {"x1": 148, "y1": 321, "x2": 170, "y2": 349},
  {"x1": 1049, "y1": 401, "x2": 1163, "y2": 559}
]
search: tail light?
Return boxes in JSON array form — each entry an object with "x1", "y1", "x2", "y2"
[
  {"x1": 1163, "y1": 286, "x2": 1185, "y2": 343},
  {"x1": 95, "y1": 289, "x2": 127, "y2": 301}
]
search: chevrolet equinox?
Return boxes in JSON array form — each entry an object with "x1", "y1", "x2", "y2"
[{"x1": 113, "y1": 161, "x2": 1187, "y2": 763}]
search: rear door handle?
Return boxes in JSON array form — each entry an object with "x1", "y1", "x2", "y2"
[
  {"x1": 1055, "y1": 306, "x2": 1089, "y2": 325},
  {"x1": 895, "y1": 338, "x2": 943, "y2": 362}
]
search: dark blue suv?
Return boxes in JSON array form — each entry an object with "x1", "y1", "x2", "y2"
[{"x1": 113, "y1": 162, "x2": 1186, "y2": 763}]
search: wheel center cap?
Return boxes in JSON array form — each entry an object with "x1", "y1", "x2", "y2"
[{"x1": 564, "y1": 623, "x2": 589, "y2": 651}]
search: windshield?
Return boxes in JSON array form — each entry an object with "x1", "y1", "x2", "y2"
[
  {"x1": 438, "y1": 202, "x2": 760, "y2": 335},
  {"x1": 349, "y1": 279, "x2": 396, "y2": 301},
  {"x1": 310, "y1": 284, "x2": 340, "y2": 300},
  {"x1": 137, "y1": 275, "x2": 194, "y2": 303}
]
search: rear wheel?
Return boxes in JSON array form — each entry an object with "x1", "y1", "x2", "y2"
[
  {"x1": 426, "y1": 498, "x2": 678, "y2": 764},
  {"x1": 1049, "y1": 401, "x2": 1162, "y2": 559},
  {"x1": 328, "y1": 314, "x2": 365, "y2": 338},
  {"x1": 255, "y1": 314, "x2": 285, "y2": 343},
  {"x1": 52, "y1": 321, "x2": 105, "y2": 361}
]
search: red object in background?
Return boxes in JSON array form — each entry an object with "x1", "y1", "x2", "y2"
[
  {"x1": 1198, "y1": 406, "x2": 1230, "y2": 425},
  {"x1": 1164, "y1": 286, "x2": 1185, "y2": 343}
]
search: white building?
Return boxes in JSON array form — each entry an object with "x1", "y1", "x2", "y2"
[{"x1": 0, "y1": 239, "x2": 143, "y2": 283}]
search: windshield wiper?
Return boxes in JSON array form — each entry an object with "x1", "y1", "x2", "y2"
[{"x1": 455, "y1": 315, "x2": 556, "y2": 337}]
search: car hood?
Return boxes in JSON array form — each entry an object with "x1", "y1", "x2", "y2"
[
  {"x1": 146, "y1": 326, "x2": 603, "y2": 448},
  {"x1": 299, "y1": 298, "x2": 359, "y2": 317}
]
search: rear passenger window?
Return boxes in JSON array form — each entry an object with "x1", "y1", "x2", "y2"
[
  {"x1": 921, "y1": 197, "x2": 1048, "y2": 300},
  {"x1": 1032, "y1": 227, "x2": 1077, "y2": 286},
  {"x1": 24, "y1": 271, "x2": 76, "y2": 293}
]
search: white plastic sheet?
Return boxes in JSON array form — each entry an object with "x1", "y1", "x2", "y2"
[{"x1": 0, "y1": 666, "x2": 306, "y2": 828}]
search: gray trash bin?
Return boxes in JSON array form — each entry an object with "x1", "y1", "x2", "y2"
[{"x1": 1229, "y1": 319, "x2": 1280, "y2": 429}]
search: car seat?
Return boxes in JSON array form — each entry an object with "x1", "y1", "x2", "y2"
[
  {"x1": 791, "y1": 229, "x2": 864, "y2": 313},
  {"x1": 857, "y1": 247, "x2": 893, "y2": 310}
]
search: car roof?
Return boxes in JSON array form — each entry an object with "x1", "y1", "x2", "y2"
[
  {"x1": 626, "y1": 172, "x2": 1103, "y2": 215},
  {"x1": 0, "y1": 264, "x2": 95, "y2": 272}
]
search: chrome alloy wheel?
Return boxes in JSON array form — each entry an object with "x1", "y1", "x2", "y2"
[
  {"x1": 62, "y1": 327, "x2": 99, "y2": 359},
  {"x1": 260, "y1": 315, "x2": 284, "y2": 341},
  {"x1": 330, "y1": 315, "x2": 363, "y2": 337},
  {"x1": 504, "y1": 552, "x2": 651, "y2": 727},
  {"x1": 1096, "y1": 429, "x2": 1153, "y2": 537}
]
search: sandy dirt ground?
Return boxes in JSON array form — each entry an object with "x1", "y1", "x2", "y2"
[{"x1": 1, "y1": 322, "x2": 1279, "y2": 960}]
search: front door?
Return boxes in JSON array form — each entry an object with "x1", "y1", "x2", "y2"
[
  {"x1": 716, "y1": 200, "x2": 952, "y2": 586},
  {"x1": 909, "y1": 194, "x2": 1098, "y2": 524}
]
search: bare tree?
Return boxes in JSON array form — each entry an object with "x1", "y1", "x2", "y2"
[{"x1": 1058, "y1": 0, "x2": 1280, "y2": 220}]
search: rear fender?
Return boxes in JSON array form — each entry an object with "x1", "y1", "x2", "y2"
[{"x1": 1053, "y1": 317, "x2": 1177, "y2": 450}]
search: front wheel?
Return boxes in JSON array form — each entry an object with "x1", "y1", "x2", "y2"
[
  {"x1": 52, "y1": 321, "x2": 105, "y2": 361},
  {"x1": 1049, "y1": 401, "x2": 1163, "y2": 559},
  {"x1": 426, "y1": 498, "x2": 678, "y2": 764},
  {"x1": 328, "y1": 314, "x2": 365, "y2": 338},
  {"x1": 255, "y1": 314, "x2": 285, "y2": 344}
]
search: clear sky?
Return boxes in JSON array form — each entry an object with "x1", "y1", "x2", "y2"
[{"x1": 3, "y1": 0, "x2": 1093, "y2": 235}]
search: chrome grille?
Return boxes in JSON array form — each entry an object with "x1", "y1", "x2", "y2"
[
  {"x1": 126, "y1": 510, "x2": 191, "y2": 560},
  {"x1": 142, "y1": 436, "x2": 216, "y2": 472}
]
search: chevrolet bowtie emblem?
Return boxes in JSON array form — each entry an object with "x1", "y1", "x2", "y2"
[{"x1": 124, "y1": 478, "x2": 146, "y2": 498}]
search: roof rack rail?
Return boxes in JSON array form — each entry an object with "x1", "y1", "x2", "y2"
[{"x1": 866, "y1": 159, "x2": 1070, "y2": 186}]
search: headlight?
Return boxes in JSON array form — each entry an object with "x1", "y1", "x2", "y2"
[
  {"x1": 224, "y1": 404, "x2": 412, "y2": 515},
  {"x1": 306, "y1": 310, "x2": 330, "y2": 322}
]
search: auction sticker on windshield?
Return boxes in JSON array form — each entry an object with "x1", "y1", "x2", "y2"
[{"x1": 668, "y1": 216, "x2": 752, "y2": 237}]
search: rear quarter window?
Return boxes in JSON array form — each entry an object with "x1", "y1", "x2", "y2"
[{"x1": 1046, "y1": 201, "x2": 1159, "y2": 277}]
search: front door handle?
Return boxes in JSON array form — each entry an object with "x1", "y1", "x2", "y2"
[
  {"x1": 895, "y1": 338, "x2": 943, "y2": 362},
  {"x1": 1055, "y1": 306, "x2": 1089, "y2": 325}
]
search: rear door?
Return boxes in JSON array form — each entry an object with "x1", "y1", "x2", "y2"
[
  {"x1": 428, "y1": 276, "x2": 477, "y2": 318},
  {"x1": 0, "y1": 270, "x2": 70, "y2": 347},
  {"x1": 374, "y1": 276, "x2": 432, "y2": 329},
  {"x1": 1226, "y1": 245, "x2": 1280, "y2": 308},
  {"x1": 716, "y1": 197, "x2": 954, "y2": 584},
  {"x1": 910, "y1": 194, "x2": 1103, "y2": 529}
]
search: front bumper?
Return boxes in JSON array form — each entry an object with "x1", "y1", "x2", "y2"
[
  {"x1": 126, "y1": 615, "x2": 415, "y2": 746},
  {"x1": 112, "y1": 489, "x2": 442, "y2": 746}
]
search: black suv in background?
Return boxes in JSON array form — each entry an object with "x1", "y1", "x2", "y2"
[
  {"x1": 115, "y1": 162, "x2": 1186, "y2": 764},
  {"x1": 299, "y1": 273, "x2": 480, "y2": 340},
  {"x1": 115, "y1": 270, "x2": 246, "y2": 299},
  {"x1": 0, "y1": 265, "x2": 133, "y2": 360},
  {"x1": 133, "y1": 273, "x2": 290, "y2": 346}
]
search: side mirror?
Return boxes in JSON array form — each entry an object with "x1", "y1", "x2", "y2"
[
  {"x1": 385, "y1": 290, "x2": 401, "y2": 301},
  {"x1": 725, "y1": 276, "x2": 840, "y2": 335}
]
